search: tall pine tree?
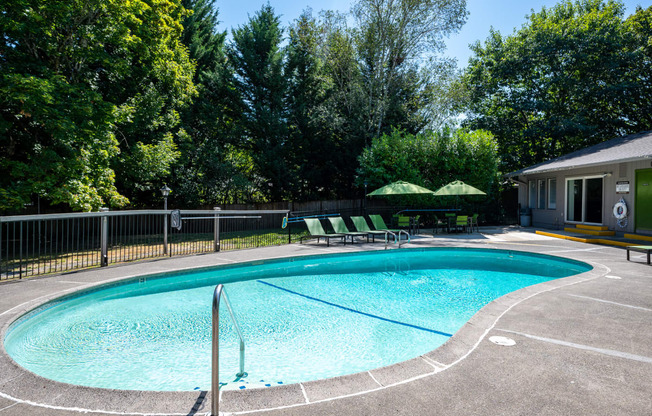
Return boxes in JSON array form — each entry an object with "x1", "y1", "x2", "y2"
[
  {"x1": 175, "y1": 0, "x2": 250, "y2": 206},
  {"x1": 228, "y1": 5, "x2": 290, "y2": 201},
  {"x1": 285, "y1": 11, "x2": 339, "y2": 200}
]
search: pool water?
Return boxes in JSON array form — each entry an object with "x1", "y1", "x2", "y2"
[{"x1": 4, "y1": 248, "x2": 590, "y2": 391}]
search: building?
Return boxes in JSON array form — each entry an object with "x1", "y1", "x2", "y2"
[{"x1": 506, "y1": 131, "x2": 652, "y2": 234}]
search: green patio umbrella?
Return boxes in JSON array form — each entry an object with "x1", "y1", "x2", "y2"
[
  {"x1": 432, "y1": 180, "x2": 486, "y2": 196},
  {"x1": 433, "y1": 180, "x2": 486, "y2": 211},
  {"x1": 367, "y1": 181, "x2": 435, "y2": 196}
]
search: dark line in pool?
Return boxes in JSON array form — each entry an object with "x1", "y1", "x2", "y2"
[{"x1": 256, "y1": 280, "x2": 453, "y2": 337}]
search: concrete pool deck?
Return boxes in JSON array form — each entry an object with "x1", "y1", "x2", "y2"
[{"x1": 0, "y1": 227, "x2": 650, "y2": 415}]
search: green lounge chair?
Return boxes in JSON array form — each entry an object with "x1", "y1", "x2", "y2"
[
  {"x1": 350, "y1": 216, "x2": 388, "y2": 242},
  {"x1": 328, "y1": 217, "x2": 369, "y2": 244},
  {"x1": 368, "y1": 215, "x2": 407, "y2": 239},
  {"x1": 300, "y1": 218, "x2": 346, "y2": 247}
]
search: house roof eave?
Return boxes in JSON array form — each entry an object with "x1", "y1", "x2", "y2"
[{"x1": 505, "y1": 155, "x2": 652, "y2": 178}]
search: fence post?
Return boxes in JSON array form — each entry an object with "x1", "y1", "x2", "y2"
[
  {"x1": 214, "y1": 207, "x2": 221, "y2": 252},
  {"x1": 0, "y1": 221, "x2": 3, "y2": 279},
  {"x1": 163, "y1": 208, "x2": 169, "y2": 257},
  {"x1": 100, "y1": 208, "x2": 109, "y2": 267},
  {"x1": 19, "y1": 222, "x2": 23, "y2": 279},
  {"x1": 288, "y1": 203, "x2": 292, "y2": 244}
]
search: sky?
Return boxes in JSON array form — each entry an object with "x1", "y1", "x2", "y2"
[{"x1": 214, "y1": 0, "x2": 649, "y2": 67}]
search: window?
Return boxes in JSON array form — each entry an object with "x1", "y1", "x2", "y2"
[
  {"x1": 566, "y1": 177, "x2": 603, "y2": 223},
  {"x1": 529, "y1": 181, "x2": 536, "y2": 208},
  {"x1": 548, "y1": 178, "x2": 557, "y2": 209},
  {"x1": 537, "y1": 179, "x2": 546, "y2": 209}
]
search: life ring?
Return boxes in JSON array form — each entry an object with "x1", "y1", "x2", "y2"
[
  {"x1": 282, "y1": 215, "x2": 288, "y2": 229},
  {"x1": 613, "y1": 201, "x2": 627, "y2": 219}
]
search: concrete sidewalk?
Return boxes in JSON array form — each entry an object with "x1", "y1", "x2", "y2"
[{"x1": 0, "y1": 227, "x2": 650, "y2": 415}]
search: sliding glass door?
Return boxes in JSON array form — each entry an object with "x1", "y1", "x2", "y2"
[
  {"x1": 566, "y1": 177, "x2": 603, "y2": 224},
  {"x1": 585, "y1": 178, "x2": 603, "y2": 223},
  {"x1": 567, "y1": 179, "x2": 583, "y2": 222}
]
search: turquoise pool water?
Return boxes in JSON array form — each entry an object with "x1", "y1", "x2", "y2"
[{"x1": 4, "y1": 248, "x2": 590, "y2": 391}]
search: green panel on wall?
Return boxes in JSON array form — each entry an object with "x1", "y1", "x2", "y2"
[{"x1": 635, "y1": 169, "x2": 652, "y2": 231}]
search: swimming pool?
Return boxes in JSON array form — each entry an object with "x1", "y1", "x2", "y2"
[{"x1": 4, "y1": 248, "x2": 590, "y2": 391}]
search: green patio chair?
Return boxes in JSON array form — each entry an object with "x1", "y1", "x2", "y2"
[
  {"x1": 432, "y1": 215, "x2": 446, "y2": 234},
  {"x1": 300, "y1": 218, "x2": 346, "y2": 247},
  {"x1": 455, "y1": 215, "x2": 469, "y2": 233},
  {"x1": 397, "y1": 214, "x2": 420, "y2": 234},
  {"x1": 351, "y1": 216, "x2": 388, "y2": 242},
  {"x1": 412, "y1": 215, "x2": 421, "y2": 234},
  {"x1": 444, "y1": 213, "x2": 456, "y2": 233},
  {"x1": 391, "y1": 214, "x2": 399, "y2": 227},
  {"x1": 397, "y1": 215, "x2": 410, "y2": 229},
  {"x1": 328, "y1": 217, "x2": 369, "y2": 244},
  {"x1": 469, "y1": 214, "x2": 479, "y2": 233}
]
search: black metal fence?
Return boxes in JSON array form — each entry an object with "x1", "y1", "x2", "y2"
[
  {"x1": 0, "y1": 209, "x2": 289, "y2": 280},
  {"x1": 0, "y1": 198, "x2": 455, "y2": 280}
]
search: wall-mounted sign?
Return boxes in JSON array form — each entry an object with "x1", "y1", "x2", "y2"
[
  {"x1": 616, "y1": 181, "x2": 630, "y2": 194},
  {"x1": 170, "y1": 209, "x2": 182, "y2": 230}
]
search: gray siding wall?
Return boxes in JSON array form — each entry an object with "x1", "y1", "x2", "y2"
[{"x1": 515, "y1": 159, "x2": 652, "y2": 234}]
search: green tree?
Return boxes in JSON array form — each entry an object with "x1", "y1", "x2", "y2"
[
  {"x1": 228, "y1": 4, "x2": 290, "y2": 202},
  {"x1": 318, "y1": 12, "x2": 370, "y2": 197},
  {"x1": 353, "y1": 0, "x2": 468, "y2": 140},
  {"x1": 181, "y1": 0, "x2": 225, "y2": 84},
  {"x1": 622, "y1": 5, "x2": 652, "y2": 129},
  {"x1": 420, "y1": 58, "x2": 468, "y2": 132},
  {"x1": 464, "y1": 0, "x2": 652, "y2": 172},
  {"x1": 357, "y1": 128, "x2": 500, "y2": 217},
  {"x1": 283, "y1": 5, "x2": 470, "y2": 200},
  {"x1": 286, "y1": 10, "x2": 345, "y2": 200},
  {"x1": 173, "y1": 0, "x2": 252, "y2": 206},
  {"x1": 107, "y1": 0, "x2": 196, "y2": 206},
  {"x1": 0, "y1": 0, "x2": 195, "y2": 212}
]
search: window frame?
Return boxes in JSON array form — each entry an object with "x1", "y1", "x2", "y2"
[
  {"x1": 528, "y1": 180, "x2": 536, "y2": 208},
  {"x1": 537, "y1": 179, "x2": 546, "y2": 209},
  {"x1": 548, "y1": 178, "x2": 557, "y2": 210}
]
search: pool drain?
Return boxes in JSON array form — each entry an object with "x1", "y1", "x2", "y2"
[{"x1": 489, "y1": 336, "x2": 516, "y2": 346}]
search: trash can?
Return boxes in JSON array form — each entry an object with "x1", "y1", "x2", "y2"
[{"x1": 520, "y1": 208, "x2": 531, "y2": 227}]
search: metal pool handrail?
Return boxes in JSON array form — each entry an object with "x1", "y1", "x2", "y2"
[
  {"x1": 212, "y1": 284, "x2": 246, "y2": 416},
  {"x1": 383, "y1": 230, "x2": 411, "y2": 248},
  {"x1": 397, "y1": 230, "x2": 410, "y2": 247}
]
